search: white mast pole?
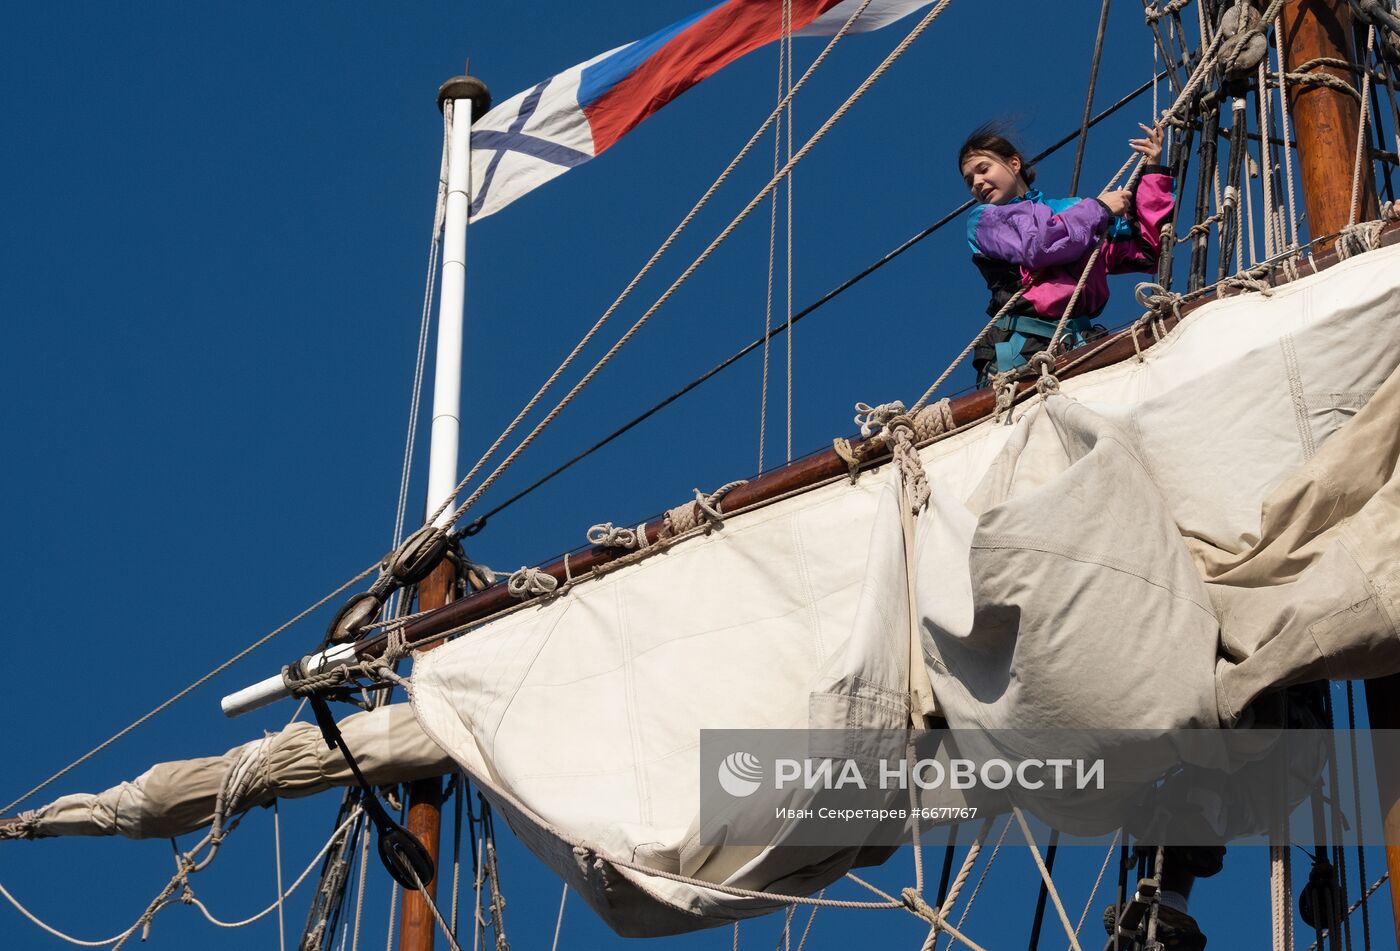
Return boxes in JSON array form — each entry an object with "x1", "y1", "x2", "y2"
[
  {"x1": 219, "y1": 74, "x2": 490, "y2": 722},
  {"x1": 424, "y1": 92, "x2": 474, "y2": 527}
]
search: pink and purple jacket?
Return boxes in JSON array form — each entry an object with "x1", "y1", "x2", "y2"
[{"x1": 965, "y1": 166, "x2": 1176, "y2": 324}]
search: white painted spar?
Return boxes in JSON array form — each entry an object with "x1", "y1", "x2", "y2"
[
  {"x1": 220, "y1": 643, "x2": 359, "y2": 717},
  {"x1": 222, "y1": 98, "x2": 475, "y2": 718},
  {"x1": 424, "y1": 97, "x2": 474, "y2": 527}
]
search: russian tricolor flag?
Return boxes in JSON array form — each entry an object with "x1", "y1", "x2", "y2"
[{"x1": 468, "y1": 0, "x2": 934, "y2": 221}]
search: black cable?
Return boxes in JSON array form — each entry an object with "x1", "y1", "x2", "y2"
[
  {"x1": 1071, "y1": 0, "x2": 1114, "y2": 196},
  {"x1": 459, "y1": 72, "x2": 1168, "y2": 538}
]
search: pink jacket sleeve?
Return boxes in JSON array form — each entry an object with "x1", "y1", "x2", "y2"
[{"x1": 1103, "y1": 168, "x2": 1175, "y2": 274}]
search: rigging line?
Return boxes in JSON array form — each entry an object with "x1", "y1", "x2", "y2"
[
  {"x1": 419, "y1": 0, "x2": 881, "y2": 535},
  {"x1": 0, "y1": 561, "x2": 378, "y2": 817},
  {"x1": 435, "y1": 0, "x2": 959, "y2": 535},
  {"x1": 458, "y1": 72, "x2": 1166, "y2": 535},
  {"x1": 350, "y1": 801, "x2": 372, "y2": 951},
  {"x1": 1070, "y1": 831, "x2": 1121, "y2": 944},
  {"x1": 785, "y1": 0, "x2": 795, "y2": 466},
  {"x1": 1345, "y1": 682, "x2": 1373, "y2": 951},
  {"x1": 0, "y1": 807, "x2": 367, "y2": 947},
  {"x1": 1350, "y1": 25, "x2": 1378, "y2": 226},
  {"x1": 1014, "y1": 810, "x2": 1081, "y2": 951},
  {"x1": 1070, "y1": 0, "x2": 1113, "y2": 196},
  {"x1": 938, "y1": 816, "x2": 1012, "y2": 951},
  {"x1": 1277, "y1": 14, "x2": 1300, "y2": 248},
  {"x1": 393, "y1": 113, "x2": 450, "y2": 554},
  {"x1": 760, "y1": 0, "x2": 791, "y2": 475},
  {"x1": 275, "y1": 799, "x2": 287, "y2": 951},
  {"x1": 550, "y1": 884, "x2": 568, "y2": 951}
]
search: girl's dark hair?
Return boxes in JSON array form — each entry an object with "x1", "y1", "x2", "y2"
[{"x1": 957, "y1": 122, "x2": 1036, "y2": 186}]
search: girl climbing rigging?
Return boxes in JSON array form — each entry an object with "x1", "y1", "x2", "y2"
[{"x1": 959, "y1": 122, "x2": 1174, "y2": 384}]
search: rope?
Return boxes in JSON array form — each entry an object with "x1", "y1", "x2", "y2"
[
  {"x1": 392, "y1": 107, "x2": 449, "y2": 556},
  {"x1": 0, "y1": 561, "x2": 377, "y2": 817},
  {"x1": 434, "y1": 0, "x2": 957, "y2": 538},
  {"x1": 550, "y1": 885, "x2": 567, "y2": 951},
  {"x1": 1069, "y1": 832, "x2": 1120, "y2": 945},
  {"x1": 759, "y1": 4, "x2": 785, "y2": 476},
  {"x1": 1277, "y1": 15, "x2": 1300, "y2": 248},
  {"x1": 937, "y1": 816, "x2": 1011, "y2": 951},
  {"x1": 900, "y1": 889, "x2": 991, "y2": 951},
  {"x1": 274, "y1": 799, "x2": 287, "y2": 951},
  {"x1": 399, "y1": 850, "x2": 464, "y2": 951},
  {"x1": 1272, "y1": 845, "x2": 1294, "y2": 951},
  {"x1": 783, "y1": 0, "x2": 795, "y2": 467},
  {"x1": 1070, "y1": 0, "x2": 1114, "y2": 196},
  {"x1": 1144, "y1": 0, "x2": 1192, "y2": 23},
  {"x1": 506, "y1": 566, "x2": 559, "y2": 599},
  {"x1": 1346, "y1": 683, "x2": 1373, "y2": 951},
  {"x1": 419, "y1": 0, "x2": 883, "y2": 535},
  {"x1": 0, "y1": 807, "x2": 364, "y2": 948},
  {"x1": 1352, "y1": 26, "x2": 1378, "y2": 226},
  {"x1": 1013, "y1": 809, "x2": 1083, "y2": 951},
  {"x1": 940, "y1": 818, "x2": 994, "y2": 920}
]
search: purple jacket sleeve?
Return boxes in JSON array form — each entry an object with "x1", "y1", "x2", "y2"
[
  {"x1": 1103, "y1": 169, "x2": 1175, "y2": 274},
  {"x1": 969, "y1": 198, "x2": 1110, "y2": 270}
]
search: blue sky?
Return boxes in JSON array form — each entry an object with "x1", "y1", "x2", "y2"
[{"x1": 1, "y1": 1, "x2": 1393, "y2": 948}]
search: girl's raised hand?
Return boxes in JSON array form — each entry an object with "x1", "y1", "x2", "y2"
[{"x1": 1129, "y1": 123, "x2": 1164, "y2": 164}]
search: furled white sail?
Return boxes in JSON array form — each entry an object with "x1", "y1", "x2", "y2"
[
  {"x1": 409, "y1": 242, "x2": 1400, "y2": 935},
  {"x1": 1, "y1": 704, "x2": 451, "y2": 841}
]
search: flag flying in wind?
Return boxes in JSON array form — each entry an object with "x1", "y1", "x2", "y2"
[{"x1": 467, "y1": 0, "x2": 934, "y2": 221}]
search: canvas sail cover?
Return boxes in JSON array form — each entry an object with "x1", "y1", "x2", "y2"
[
  {"x1": 1, "y1": 704, "x2": 451, "y2": 841},
  {"x1": 408, "y1": 243, "x2": 1400, "y2": 935}
]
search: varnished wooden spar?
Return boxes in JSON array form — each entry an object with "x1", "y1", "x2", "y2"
[{"x1": 357, "y1": 217, "x2": 1400, "y2": 658}]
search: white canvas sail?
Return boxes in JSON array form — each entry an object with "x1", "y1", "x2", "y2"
[{"x1": 408, "y1": 242, "x2": 1400, "y2": 935}]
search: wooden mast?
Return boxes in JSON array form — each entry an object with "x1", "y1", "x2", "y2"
[
  {"x1": 1280, "y1": 0, "x2": 1398, "y2": 937},
  {"x1": 1281, "y1": 0, "x2": 1377, "y2": 237},
  {"x1": 397, "y1": 561, "x2": 456, "y2": 951}
]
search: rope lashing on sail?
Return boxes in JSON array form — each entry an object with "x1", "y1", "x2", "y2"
[
  {"x1": 506, "y1": 566, "x2": 559, "y2": 599},
  {"x1": 1338, "y1": 202, "x2": 1398, "y2": 257},
  {"x1": 585, "y1": 522, "x2": 644, "y2": 550},
  {"x1": 1219, "y1": 264, "x2": 1275, "y2": 296},
  {"x1": 1132, "y1": 282, "x2": 1181, "y2": 359},
  {"x1": 853, "y1": 401, "x2": 930, "y2": 510}
]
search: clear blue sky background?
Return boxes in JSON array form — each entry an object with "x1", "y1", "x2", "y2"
[{"x1": 2, "y1": 1, "x2": 1393, "y2": 948}]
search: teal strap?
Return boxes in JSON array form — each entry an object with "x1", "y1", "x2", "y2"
[{"x1": 988, "y1": 315, "x2": 1093, "y2": 375}]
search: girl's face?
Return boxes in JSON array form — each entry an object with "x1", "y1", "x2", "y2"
[{"x1": 960, "y1": 151, "x2": 1026, "y2": 205}]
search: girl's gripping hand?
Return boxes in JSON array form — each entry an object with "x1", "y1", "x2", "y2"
[
  {"x1": 1130, "y1": 123, "x2": 1164, "y2": 164},
  {"x1": 1097, "y1": 189, "x2": 1133, "y2": 216}
]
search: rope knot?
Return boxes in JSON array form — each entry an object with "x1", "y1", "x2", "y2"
[
  {"x1": 854, "y1": 400, "x2": 908, "y2": 438},
  {"x1": 1134, "y1": 282, "x2": 1182, "y2": 319},
  {"x1": 901, "y1": 887, "x2": 943, "y2": 927},
  {"x1": 506, "y1": 566, "x2": 558, "y2": 599},
  {"x1": 586, "y1": 522, "x2": 639, "y2": 550}
]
